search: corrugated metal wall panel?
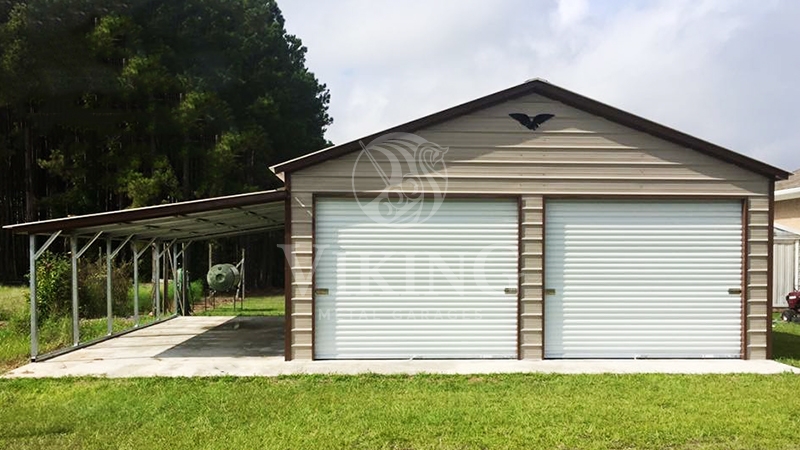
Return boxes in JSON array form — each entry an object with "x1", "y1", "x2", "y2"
[
  {"x1": 773, "y1": 242, "x2": 795, "y2": 307},
  {"x1": 544, "y1": 200, "x2": 742, "y2": 358},
  {"x1": 314, "y1": 198, "x2": 518, "y2": 359}
]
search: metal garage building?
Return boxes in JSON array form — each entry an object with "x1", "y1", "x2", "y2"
[
  {"x1": 6, "y1": 78, "x2": 791, "y2": 363},
  {"x1": 273, "y1": 79, "x2": 789, "y2": 361}
]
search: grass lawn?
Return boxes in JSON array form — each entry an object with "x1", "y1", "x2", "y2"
[
  {"x1": 0, "y1": 284, "x2": 160, "y2": 372},
  {"x1": 195, "y1": 294, "x2": 284, "y2": 316},
  {"x1": 1, "y1": 374, "x2": 800, "y2": 449},
  {"x1": 3, "y1": 285, "x2": 800, "y2": 448},
  {"x1": 772, "y1": 315, "x2": 800, "y2": 368}
]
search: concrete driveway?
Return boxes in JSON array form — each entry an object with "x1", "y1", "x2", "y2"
[{"x1": 4, "y1": 316, "x2": 799, "y2": 378}]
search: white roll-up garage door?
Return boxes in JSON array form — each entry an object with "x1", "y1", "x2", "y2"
[
  {"x1": 544, "y1": 200, "x2": 742, "y2": 359},
  {"x1": 315, "y1": 198, "x2": 519, "y2": 359}
]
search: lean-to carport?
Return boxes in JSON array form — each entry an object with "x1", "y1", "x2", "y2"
[{"x1": 3, "y1": 189, "x2": 286, "y2": 361}]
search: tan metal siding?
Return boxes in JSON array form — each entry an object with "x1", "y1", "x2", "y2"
[
  {"x1": 520, "y1": 195, "x2": 544, "y2": 359},
  {"x1": 288, "y1": 191, "x2": 313, "y2": 360},
  {"x1": 747, "y1": 197, "x2": 770, "y2": 359},
  {"x1": 288, "y1": 92, "x2": 772, "y2": 360},
  {"x1": 776, "y1": 198, "x2": 800, "y2": 231}
]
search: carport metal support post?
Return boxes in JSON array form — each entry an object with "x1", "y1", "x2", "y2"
[
  {"x1": 69, "y1": 231, "x2": 103, "y2": 346},
  {"x1": 106, "y1": 235, "x2": 133, "y2": 334},
  {"x1": 154, "y1": 241, "x2": 161, "y2": 318},
  {"x1": 29, "y1": 235, "x2": 37, "y2": 359},
  {"x1": 133, "y1": 242, "x2": 139, "y2": 326},
  {"x1": 172, "y1": 242, "x2": 178, "y2": 315},
  {"x1": 28, "y1": 231, "x2": 62, "y2": 360},
  {"x1": 106, "y1": 239, "x2": 113, "y2": 335},
  {"x1": 181, "y1": 243, "x2": 187, "y2": 315},
  {"x1": 71, "y1": 235, "x2": 79, "y2": 346},
  {"x1": 132, "y1": 239, "x2": 155, "y2": 326},
  {"x1": 175, "y1": 242, "x2": 191, "y2": 315}
]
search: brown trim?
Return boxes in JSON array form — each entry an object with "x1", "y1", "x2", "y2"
[
  {"x1": 6, "y1": 189, "x2": 287, "y2": 235},
  {"x1": 542, "y1": 194, "x2": 753, "y2": 201},
  {"x1": 516, "y1": 196, "x2": 523, "y2": 360},
  {"x1": 309, "y1": 191, "x2": 520, "y2": 200},
  {"x1": 272, "y1": 80, "x2": 790, "y2": 181},
  {"x1": 541, "y1": 196, "x2": 547, "y2": 360},
  {"x1": 740, "y1": 199, "x2": 748, "y2": 359},
  {"x1": 283, "y1": 176, "x2": 293, "y2": 361},
  {"x1": 311, "y1": 193, "x2": 317, "y2": 360},
  {"x1": 767, "y1": 181, "x2": 775, "y2": 359}
]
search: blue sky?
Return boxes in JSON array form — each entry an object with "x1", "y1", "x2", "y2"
[{"x1": 281, "y1": 0, "x2": 800, "y2": 170}]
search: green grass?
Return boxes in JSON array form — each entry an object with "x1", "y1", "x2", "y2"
[
  {"x1": 196, "y1": 294, "x2": 284, "y2": 316},
  {"x1": 773, "y1": 313, "x2": 800, "y2": 368},
  {"x1": 0, "y1": 285, "x2": 27, "y2": 322},
  {"x1": 0, "y1": 284, "x2": 161, "y2": 372},
  {"x1": 1, "y1": 373, "x2": 800, "y2": 449}
]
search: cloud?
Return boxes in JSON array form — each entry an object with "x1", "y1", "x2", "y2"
[
  {"x1": 553, "y1": 0, "x2": 590, "y2": 29},
  {"x1": 281, "y1": 0, "x2": 800, "y2": 170}
]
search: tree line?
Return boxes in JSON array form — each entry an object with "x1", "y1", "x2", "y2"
[{"x1": 0, "y1": 0, "x2": 331, "y2": 285}]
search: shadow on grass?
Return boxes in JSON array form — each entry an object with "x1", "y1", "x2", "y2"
[{"x1": 773, "y1": 321, "x2": 800, "y2": 367}]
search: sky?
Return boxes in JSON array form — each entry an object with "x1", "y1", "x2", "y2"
[{"x1": 280, "y1": 0, "x2": 800, "y2": 171}]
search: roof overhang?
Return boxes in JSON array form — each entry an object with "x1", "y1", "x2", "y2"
[
  {"x1": 776, "y1": 187, "x2": 800, "y2": 202},
  {"x1": 3, "y1": 190, "x2": 286, "y2": 241},
  {"x1": 271, "y1": 79, "x2": 791, "y2": 181},
  {"x1": 775, "y1": 223, "x2": 800, "y2": 242}
]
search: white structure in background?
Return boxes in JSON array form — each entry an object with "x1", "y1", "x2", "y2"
[
  {"x1": 774, "y1": 176, "x2": 800, "y2": 307},
  {"x1": 773, "y1": 224, "x2": 800, "y2": 307}
]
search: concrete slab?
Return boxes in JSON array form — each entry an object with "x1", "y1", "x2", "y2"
[{"x1": 5, "y1": 317, "x2": 799, "y2": 378}]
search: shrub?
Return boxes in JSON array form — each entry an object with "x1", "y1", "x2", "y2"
[
  {"x1": 30, "y1": 252, "x2": 133, "y2": 320},
  {"x1": 78, "y1": 258, "x2": 132, "y2": 318},
  {"x1": 31, "y1": 252, "x2": 72, "y2": 321}
]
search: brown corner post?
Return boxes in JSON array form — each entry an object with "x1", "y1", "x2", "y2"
[
  {"x1": 740, "y1": 199, "x2": 748, "y2": 359},
  {"x1": 767, "y1": 180, "x2": 775, "y2": 359},
  {"x1": 284, "y1": 174, "x2": 293, "y2": 361}
]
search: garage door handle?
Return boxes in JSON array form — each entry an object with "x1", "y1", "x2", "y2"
[
  {"x1": 728, "y1": 288, "x2": 742, "y2": 295},
  {"x1": 545, "y1": 288, "x2": 556, "y2": 295},
  {"x1": 315, "y1": 288, "x2": 329, "y2": 295}
]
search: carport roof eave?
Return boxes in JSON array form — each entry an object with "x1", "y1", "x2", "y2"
[{"x1": 3, "y1": 189, "x2": 287, "y2": 239}]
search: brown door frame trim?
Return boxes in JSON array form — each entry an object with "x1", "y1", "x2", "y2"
[
  {"x1": 283, "y1": 175, "x2": 293, "y2": 361},
  {"x1": 741, "y1": 199, "x2": 748, "y2": 359},
  {"x1": 767, "y1": 181, "x2": 775, "y2": 359}
]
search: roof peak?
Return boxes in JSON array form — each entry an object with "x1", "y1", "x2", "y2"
[{"x1": 272, "y1": 79, "x2": 790, "y2": 180}]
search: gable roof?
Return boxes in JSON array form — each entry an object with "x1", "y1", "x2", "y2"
[
  {"x1": 272, "y1": 79, "x2": 790, "y2": 180},
  {"x1": 777, "y1": 168, "x2": 800, "y2": 190}
]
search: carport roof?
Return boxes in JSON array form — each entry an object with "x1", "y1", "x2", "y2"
[{"x1": 3, "y1": 189, "x2": 286, "y2": 241}]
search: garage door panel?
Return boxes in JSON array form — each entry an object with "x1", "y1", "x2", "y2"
[
  {"x1": 545, "y1": 200, "x2": 742, "y2": 359},
  {"x1": 315, "y1": 198, "x2": 519, "y2": 360}
]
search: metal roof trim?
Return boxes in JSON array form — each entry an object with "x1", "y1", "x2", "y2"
[{"x1": 4, "y1": 189, "x2": 286, "y2": 236}]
